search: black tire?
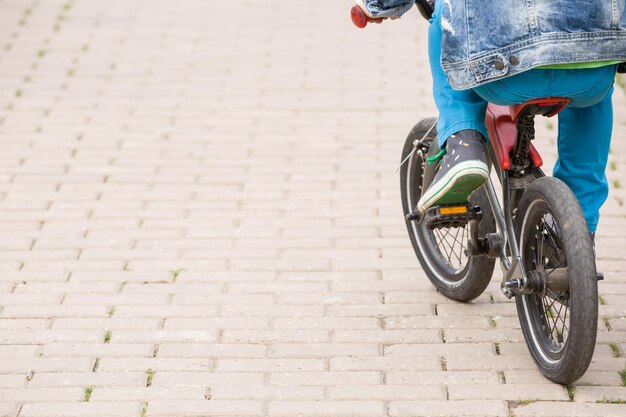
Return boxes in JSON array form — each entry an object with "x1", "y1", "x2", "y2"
[
  {"x1": 400, "y1": 119, "x2": 496, "y2": 302},
  {"x1": 515, "y1": 176, "x2": 598, "y2": 384}
]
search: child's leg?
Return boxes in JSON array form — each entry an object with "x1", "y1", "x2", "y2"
[
  {"x1": 554, "y1": 89, "x2": 613, "y2": 233},
  {"x1": 417, "y1": 0, "x2": 491, "y2": 212},
  {"x1": 428, "y1": 0, "x2": 488, "y2": 147},
  {"x1": 474, "y1": 67, "x2": 615, "y2": 233}
]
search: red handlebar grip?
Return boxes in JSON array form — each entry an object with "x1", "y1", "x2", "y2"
[{"x1": 351, "y1": 5, "x2": 369, "y2": 28}]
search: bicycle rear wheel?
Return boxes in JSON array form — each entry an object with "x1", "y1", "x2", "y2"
[
  {"x1": 400, "y1": 119, "x2": 496, "y2": 302},
  {"x1": 515, "y1": 176, "x2": 598, "y2": 384}
]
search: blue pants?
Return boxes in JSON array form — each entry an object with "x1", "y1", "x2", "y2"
[{"x1": 429, "y1": 4, "x2": 617, "y2": 233}]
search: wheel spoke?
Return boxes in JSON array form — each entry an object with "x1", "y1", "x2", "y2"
[
  {"x1": 534, "y1": 227, "x2": 541, "y2": 268},
  {"x1": 541, "y1": 297, "x2": 553, "y2": 338},
  {"x1": 459, "y1": 226, "x2": 466, "y2": 265},
  {"x1": 452, "y1": 227, "x2": 463, "y2": 266},
  {"x1": 441, "y1": 228, "x2": 455, "y2": 265},
  {"x1": 545, "y1": 260, "x2": 567, "y2": 278},
  {"x1": 538, "y1": 224, "x2": 545, "y2": 265},
  {"x1": 434, "y1": 229, "x2": 453, "y2": 266},
  {"x1": 432, "y1": 225, "x2": 469, "y2": 271}
]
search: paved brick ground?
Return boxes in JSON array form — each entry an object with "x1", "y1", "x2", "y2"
[{"x1": 0, "y1": 1, "x2": 625, "y2": 416}]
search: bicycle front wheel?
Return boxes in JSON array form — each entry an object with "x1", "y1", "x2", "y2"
[{"x1": 515, "y1": 176, "x2": 598, "y2": 384}]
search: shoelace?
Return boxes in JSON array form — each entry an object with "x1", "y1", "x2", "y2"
[{"x1": 426, "y1": 148, "x2": 446, "y2": 165}]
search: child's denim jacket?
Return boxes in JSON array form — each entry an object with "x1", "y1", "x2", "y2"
[{"x1": 364, "y1": 0, "x2": 626, "y2": 89}]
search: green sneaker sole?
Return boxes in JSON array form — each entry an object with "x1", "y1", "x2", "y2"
[
  {"x1": 434, "y1": 173, "x2": 487, "y2": 206},
  {"x1": 417, "y1": 162, "x2": 489, "y2": 212}
]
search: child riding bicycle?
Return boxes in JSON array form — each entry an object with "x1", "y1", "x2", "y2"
[{"x1": 356, "y1": 0, "x2": 626, "y2": 236}]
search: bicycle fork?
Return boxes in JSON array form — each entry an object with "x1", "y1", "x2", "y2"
[
  {"x1": 483, "y1": 173, "x2": 528, "y2": 298},
  {"x1": 483, "y1": 172, "x2": 571, "y2": 299}
]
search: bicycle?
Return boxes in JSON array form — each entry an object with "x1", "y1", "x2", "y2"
[
  {"x1": 399, "y1": 101, "x2": 600, "y2": 385},
  {"x1": 352, "y1": 6, "x2": 600, "y2": 384}
]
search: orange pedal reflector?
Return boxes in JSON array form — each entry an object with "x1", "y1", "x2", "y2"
[{"x1": 439, "y1": 206, "x2": 469, "y2": 215}]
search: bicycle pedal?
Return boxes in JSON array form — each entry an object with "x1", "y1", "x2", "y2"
[
  {"x1": 424, "y1": 204, "x2": 482, "y2": 230},
  {"x1": 597, "y1": 272, "x2": 604, "y2": 281}
]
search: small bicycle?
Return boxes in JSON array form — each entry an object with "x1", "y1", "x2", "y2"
[
  {"x1": 350, "y1": 4, "x2": 601, "y2": 385},
  {"x1": 399, "y1": 100, "x2": 600, "y2": 385}
]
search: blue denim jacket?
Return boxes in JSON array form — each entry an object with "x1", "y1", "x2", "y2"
[{"x1": 364, "y1": 0, "x2": 626, "y2": 89}]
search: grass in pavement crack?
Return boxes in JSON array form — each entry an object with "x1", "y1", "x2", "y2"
[
  {"x1": 597, "y1": 397, "x2": 626, "y2": 404},
  {"x1": 83, "y1": 386, "x2": 93, "y2": 402},
  {"x1": 619, "y1": 365, "x2": 626, "y2": 387},
  {"x1": 507, "y1": 399, "x2": 537, "y2": 417}
]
